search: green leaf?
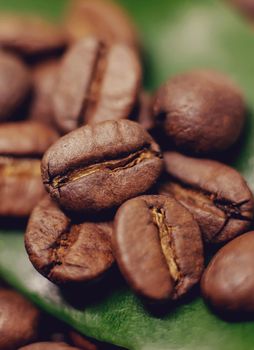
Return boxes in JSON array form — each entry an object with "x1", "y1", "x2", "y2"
[{"x1": 0, "y1": 0, "x2": 254, "y2": 349}]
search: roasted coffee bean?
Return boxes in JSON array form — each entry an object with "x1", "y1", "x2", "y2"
[
  {"x1": 19, "y1": 342, "x2": 80, "y2": 350},
  {"x1": 159, "y1": 152, "x2": 254, "y2": 244},
  {"x1": 0, "y1": 14, "x2": 68, "y2": 57},
  {"x1": 25, "y1": 197, "x2": 114, "y2": 284},
  {"x1": 0, "y1": 289, "x2": 40, "y2": 350},
  {"x1": 65, "y1": 0, "x2": 139, "y2": 49},
  {"x1": 0, "y1": 121, "x2": 58, "y2": 216},
  {"x1": 201, "y1": 231, "x2": 254, "y2": 314},
  {"x1": 113, "y1": 195, "x2": 204, "y2": 301},
  {"x1": 29, "y1": 59, "x2": 59, "y2": 127},
  {"x1": 0, "y1": 51, "x2": 31, "y2": 121},
  {"x1": 53, "y1": 37, "x2": 141, "y2": 133},
  {"x1": 42, "y1": 120, "x2": 163, "y2": 213},
  {"x1": 153, "y1": 70, "x2": 245, "y2": 154}
]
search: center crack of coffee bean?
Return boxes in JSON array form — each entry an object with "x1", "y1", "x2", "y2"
[
  {"x1": 51, "y1": 148, "x2": 158, "y2": 188},
  {"x1": 168, "y1": 182, "x2": 251, "y2": 221},
  {"x1": 0, "y1": 157, "x2": 41, "y2": 177},
  {"x1": 151, "y1": 207, "x2": 180, "y2": 282}
]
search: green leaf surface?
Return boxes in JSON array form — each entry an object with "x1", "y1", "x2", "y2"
[{"x1": 0, "y1": 0, "x2": 254, "y2": 349}]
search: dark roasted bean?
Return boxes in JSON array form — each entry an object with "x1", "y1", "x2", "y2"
[
  {"x1": 201, "y1": 231, "x2": 254, "y2": 314},
  {"x1": 113, "y1": 195, "x2": 204, "y2": 301},
  {"x1": 25, "y1": 197, "x2": 114, "y2": 284},
  {"x1": 153, "y1": 70, "x2": 245, "y2": 154},
  {"x1": 0, "y1": 121, "x2": 58, "y2": 216},
  {"x1": 0, "y1": 51, "x2": 31, "y2": 120},
  {"x1": 0, "y1": 289, "x2": 40, "y2": 350},
  {"x1": 158, "y1": 152, "x2": 254, "y2": 244},
  {"x1": 64, "y1": 0, "x2": 139, "y2": 49},
  {"x1": 53, "y1": 37, "x2": 141, "y2": 133},
  {"x1": 41, "y1": 120, "x2": 163, "y2": 213}
]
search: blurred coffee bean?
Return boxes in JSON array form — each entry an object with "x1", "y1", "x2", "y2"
[
  {"x1": 19, "y1": 342, "x2": 80, "y2": 350},
  {"x1": 0, "y1": 121, "x2": 58, "y2": 216},
  {"x1": 113, "y1": 195, "x2": 204, "y2": 301},
  {"x1": 41, "y1": 120, "x2": 163, "y2": 213},
  {"x1": 0, "y1": 51, "x2": 31, "y2": 121},
  {"x1": 158, "y1": 152, "x2": 254, "y2": 244},
  {"x1": 53, "y1": 37, "x2": 141, "y2": 133},
  {"x1": 0, "y1": 289, "x2": 40, "y2": 349},
  {"x1": 201, "y1": 231, "x2": 254, "y2": 314},
  {"x1": 29, "y1": 59, "x2": 59, "y2": 127},
  {"x1": 0, "y1": 14, "x2": 68, "y2": 58},
  {"x1": 65, "y1": 0, "x2": 139, "y2": 49},
  {"x1": 25, "y1": 197, "x2": 114, "y2": 285},
  {"x1": 153, "y1": 70, "x2": 245, "y2": 154}
]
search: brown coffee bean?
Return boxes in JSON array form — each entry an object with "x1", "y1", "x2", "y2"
[
  {"x1": 0, "y1": 121, "x2": 58, "y2": 216},
  {"x1": 113, "y1": 195, "x2": 204, "y2": 301},
  {"x1": 19, "y1": 342, "x2": 80, "y2": 350},
  {"x1": 158, "y1": 152, "x2": 254, "y2": 244},
  {"x1": 0, "y1": 289, "x2": 40, "y2": 350},
  {"x1": 153, "y1": 70, "x2": 245, "y2": 154},
  {"x1": 0, "y1": 51, "x2": 31, "y2": 121},
  {"x1": 29, "y1": 59, "x2": 59, "y2": 127},
  {"x1": 53, "y1": 37, "x2": 141, "y2": 133},
  {"x1": 65, "y1": 0, "x2": 139, "y2": 49},
  {"x1": 0, "y1": 14, "x2": 68, "y2": 57},
  {"x1": 25, "y1": 197, "x2": 114, "y2": 284},
  {"x1": 201, "y1": 231, "x2": 254, "y2": 314},
  {"x1": 41, "y1": 120, "x2": 163, "y2": 213}
]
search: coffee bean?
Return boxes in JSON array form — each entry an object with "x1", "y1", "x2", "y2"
[
  {"x1": 0, "y1": 14, "x2": 68, "y2": 57},
  {"x1": 29, "y1": 59, "x2": 59, "y2": 127},
  {"x1": 113, "y1": 195, "x2": 204, "y2": 301},
  {"x1": 65, "y1": 0, "x2": 139, "y2": 49},
  {"x1": 201, "y1": 231, "x2": 254, "y2": 314},
  {"x1": 19, "y1": 342, "x2": 80, "y2": 350},
  {"x1": 25, "y1": 197, "x2": 114, "y2": 284},
  {"x1": 159, "y1": 152, "x2": 254, "y2": 244},
  {"x1": 153, "y1": 70, "x2": 245, "y2": 154},
  {"x1": 41, "y1": 120, "x2": 163, "y2": 213},
  {"x1": 0, "y1": 121, "x2": 58, "y2": 216},
  {"x1": 0, "y1": 51, "x2": 31, "y2": 121},
  {"x1": 0, "y1": 289, "x2": 40, "y2": 349},
  {"x1": 53, "y1": 37, "x2": 141, "y2": 133}
]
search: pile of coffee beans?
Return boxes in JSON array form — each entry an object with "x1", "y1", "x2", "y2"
[{"x1": 0, "y1": 0, "x2": 254, "y2": 348}]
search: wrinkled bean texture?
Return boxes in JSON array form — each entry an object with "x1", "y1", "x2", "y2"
[
  {"x1": 0, "y1": 122, "x2": 58, "y2": 216},
  {"x1": 42, "y1": 120, "x2": 163, "y2": 213},
  {"x1": 201, "y1": 231, "x2": 254, "y2": 314},
  {"x1": 113, "y1": 195, "x2": 204, "y2": 301},
  {"x1": 19, "y1": 342, "x2": 80, "y2": 350},
  {"x1": 0, "y1": 51, "x2": 31, "y2": 120},
  {"x1": 153, "y1": 70, "x2": 245, "y2": 154},
  {"x1": 0, "y1": 289, "x2": 40, "y2": 350},
  {"x1": 65, "y1": 0, "x2": 139, "y2": 48},
  {"x1": 159, "y1": 152, "x2": 254, "y2": 244},
  {"x1": 25, "y1": 197, "x2": 114, "y2": 284},
  {"x1": 53, "y1": 37, "x2": 141, "y2": 133},
  {"x1": 0, "y1": 15, "x2": 68, "y2": 57}
]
